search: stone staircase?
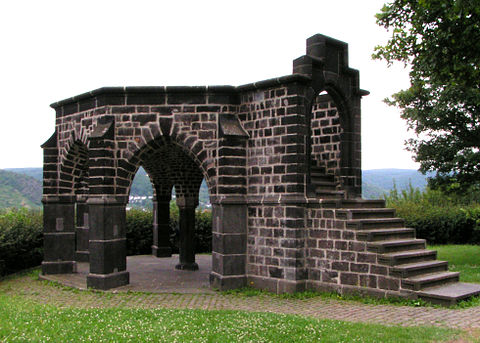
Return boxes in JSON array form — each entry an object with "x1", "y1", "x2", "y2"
[{"x1": 310, "y1": 167, "x2": 480, "y2": 306}]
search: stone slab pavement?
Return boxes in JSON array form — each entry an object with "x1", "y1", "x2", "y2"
[{"x1": 6, "y1": 255, "x2": 479, "y2": 329}]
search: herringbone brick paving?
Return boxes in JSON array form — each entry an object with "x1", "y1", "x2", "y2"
[{"x1": 2, "y1": 271, "x2": 480, "y2": 330}]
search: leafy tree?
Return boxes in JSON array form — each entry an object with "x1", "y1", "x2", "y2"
[{"x1": 373, "y1": 0, "x2": 480, "y2": 192}]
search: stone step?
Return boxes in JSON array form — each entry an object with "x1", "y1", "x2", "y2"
[
  {"x1": 367, "y1": 238, "x2": 426, "y2": 254},
  {"x1": 310, "y1": 166, "x2": 327, "y2": 173},
  {"x1": 311, "y1": 173, "x2": 335, "y2": 181},
  {"x1": 314, "y1": 183, "x2": 338, "y2": 191},
  {"x1": 346, "y1": 218, "x2": 405, "y2": 230},
  {"x1": 356, "y1": 228, "x2": 415, "y2": 242},
  {"x1": 315, "y1": 190, "x2": 345, "y2": 199},
  {"x1": 339, "y1": 199, "x2": 386, "y2": 209},
  {"x1": 390, "y1": 260, "x2": 449, "y2": 278},
  {"x1": 336, "y1": 208, "x2": 396, "y2": 220},
  {"x1": 402, "y1": 271, "x2": 460, "y2": 291},
  {"x1": 416, "y1": 282, "x2": 480, "y2": 307},
  {"x1": 378, "y1": 249, "x2": 437, "y2": 266}
]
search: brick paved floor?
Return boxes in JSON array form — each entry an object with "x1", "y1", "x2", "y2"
[{"x1": 3, "y1": 255, "x2": 480, "y2": 330}]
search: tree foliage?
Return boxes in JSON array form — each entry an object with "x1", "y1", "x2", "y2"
[{"x1": 373, "y1": 0, "x2": 480, "y2": 192}]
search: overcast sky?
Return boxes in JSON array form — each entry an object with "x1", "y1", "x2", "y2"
[{"x1": 0, "y1": 0, "x2": 417, "y2": 170}]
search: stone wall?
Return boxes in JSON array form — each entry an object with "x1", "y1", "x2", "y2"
[{"x1": 306, "y1": 203, "x2": 403, "y2": 297}]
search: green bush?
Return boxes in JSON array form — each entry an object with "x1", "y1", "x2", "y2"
[
  {"x1": 0, "y1": 208, "x2": 43, "y2": 276},
  {"x1": 126, "y1": 206, "x2": 212, "y2": 255},
  {"x1": 385, "y1": 185, "x2": 480, "y2": 244},
  {"x1": 125, "y1": 209, "x2": 154, "y2": 255},
  {"x1": 0, "y1": 206, "x2": 212, "y2": 276}
]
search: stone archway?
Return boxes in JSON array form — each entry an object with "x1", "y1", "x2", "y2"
[{"x1": 127, "y1": 138, "x2": 206, "y2": 270}]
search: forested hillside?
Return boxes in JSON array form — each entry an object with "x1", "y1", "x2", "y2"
[
  {"x1": 2, "y1": 167, "x2": 433, "y2": 208},
  {"x1": 0, "y1": 170, "x2": 42, "y2": 208}
]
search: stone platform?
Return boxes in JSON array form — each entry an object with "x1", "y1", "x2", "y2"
[{"x1": 40, "y1": 255, "x2": 213, "y2": 294}]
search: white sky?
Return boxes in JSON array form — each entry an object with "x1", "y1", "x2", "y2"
[{"x1": 0, "y1": 0, "x2": 418, "y2": 170}]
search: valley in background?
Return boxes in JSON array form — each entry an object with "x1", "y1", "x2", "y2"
[{"x1": 0, "y1": 167, "x2": 432, "y2": 209}]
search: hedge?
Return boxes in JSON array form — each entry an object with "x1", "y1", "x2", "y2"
[
  {"x1": 125, "y1": 207, "x2": 212, "y2": 255},
  {"x1": 385, "y1": 186, "x2": 480, "y2": 244},
  {"x1": 0, "y1": 207, "x2": 213, "y2": 276},
  {"x1": 0, "y1": 208, "x2": 43, "y2": 276},
  {"x1": 391, "y1": 203, "x2": 480, "y2": 244}
]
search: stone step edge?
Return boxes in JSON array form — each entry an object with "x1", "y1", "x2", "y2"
[
  {"x1": 378, "y1": 249, "x2": 437, "y2": 266},
  {"x1": 416, "y1": 282, "x2": 480, "y2": 306},
  {"x1": 402, "y1": 271, "x2": 460, "y2": 291}
]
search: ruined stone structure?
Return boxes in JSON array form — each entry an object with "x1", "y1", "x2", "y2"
[{"x1": 42, "y1": 34, "x2": 480, "y2": 305}]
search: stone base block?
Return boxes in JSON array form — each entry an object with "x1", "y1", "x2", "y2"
[
  {"x1": 87, "y1": 271, "x2": 129, "y2": 290},
  {"x1": 41, "y1": 261, "x2": 77, "y2": 274},
  {"x1": 75, "y1": 250, "x2": 89, "y2": 262},
  {"x1": 210, "y1": 272, "x2": 246, "y2": 290},
  {"x1": 152, "y1": 245, "x2": 172, "y2": 258},
  {"x1": 247, "y1": 276, "x2": 306, "y2": 294},
  {"x1": 175, "y1": 262, "x2": 199, "y2": 271},
  {"x1": 305, "y1": 280, "x2": 410, "y2": 300}
]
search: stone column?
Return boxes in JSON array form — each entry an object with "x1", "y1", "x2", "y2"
[
  {"x1": 152, "y1": 195, "x2": 172, "y2": 257},
  {"x1": 86, "y1": 197, "x2": 129, "y2": 290},
  {"x1": 75, "y1": 196, "x2": 89, "y2": 262},
  {"x1": 175, "y1": 197, "x2": 198, "y2": 270},
  {"x1": 210, "y1": 197, "x2": 247, "y2": 290},
  {"x1": 41, "y1": 196, "x2": 77, "y2": 274}
]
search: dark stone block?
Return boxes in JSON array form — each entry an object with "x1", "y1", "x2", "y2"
[
  {"x1": 370, "y1": 265, "x2": 388, "y2": 276},
  {"x1": 75, "y1": 250, "x2": 89, "y2": 262},
  {"x1": 132, "y1": 114, "x2": 157, "y2": 125},
  {"x1": 332, "y1": 261, "x2": 349, "y2": 271},
  {"x1": 350, "y1": 263, "x2": 369, "y2": 273},
  {"x1": 87, "y1": 271, "x2": 129, "y2": 290},
  {"x1": 43, "y1": 233, "x2": 76, "y2": 261},
  {"x1": 175, "y1": 262, "x2": 199, "y2": 270},
  {"x1": 41, "y1": 261, "x2": 77, "y2": 274},
  {"x1": 127, "y1": 93, "x2": 165, "y2": 105},
  {"x1": 360, "y1": 275, "x2": 377, "y2": 288},
  {"x1": 269, "y1": 267, "x2": 284, "y2": 279},
  {"x1": 213, "y1": 204, "x2": 247, "y2": 234},
  {"x1": 212, "y1": 252, "x2": 246, "y2": 276},
  {"x1": 212, "y1": 233, "x2": 246, "y2": 255},
  {"x1": 210, "y1": 273, "x2": 246, "y2": 290},
  {"x1": 340, "y1": 272, "x2": 359, "y2": 286},
  {"x1": 89, "y1": 239, "x2": 127, "y2": 274},
  {"x1": 167, "y1": 92, "x2": 207, "y2": 105},
  {"x1": 152, "y1": 246, "x2": 172, "y2": 257}
]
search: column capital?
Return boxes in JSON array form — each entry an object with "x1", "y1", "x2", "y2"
[
  {"x1": 176, "y1": 197, "x2": 198, "y2": 209},
  {"x1": 42, "y1": 195, "x2": 76, "y2": 204},
  {"x1": 86, "y1": 195, "x2": 128, "y2": 205}
]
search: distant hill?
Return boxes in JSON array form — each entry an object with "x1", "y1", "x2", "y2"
[
  {"x1": 5, "y1": 168, "x2": 43, "y2": 182},
  {"x1": 362, "y1": 169, "x2": 434, "y2": 199},
  {"x1": 0, "y1": 169, "x2": 42, "y2": 208},
  {"x1": 3, "y1": 167, "x2": 432, "y2": 207}
]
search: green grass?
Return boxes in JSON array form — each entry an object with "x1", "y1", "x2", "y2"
[
  {"x1": 430, "y1": 244, "x2": 480, "y2": 283},
  {"x1": 0, "y1": 295, "x2": 462, "y2": 343}
]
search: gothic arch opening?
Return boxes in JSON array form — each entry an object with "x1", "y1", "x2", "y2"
[
  {"x1": 59, "y1": 140, "x2": 90, "y2": 262},
  {"x1": 308, "y1": 85, "x2": 359, "y2": 198}
]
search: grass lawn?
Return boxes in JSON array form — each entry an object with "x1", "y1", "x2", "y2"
[
  {"x1": 1, "y1": 245, "x2": 480, "y2": 342},
  {"x1": 0, "y1": 294, "x2": 463, "y2": 343},
  {"x1": 429, "y1": 244, "x2": 480, "y2": 283}
]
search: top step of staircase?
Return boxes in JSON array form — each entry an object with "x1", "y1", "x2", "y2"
[{"x1": 339, "y1": 199, "x2": 386, "y2": 209}]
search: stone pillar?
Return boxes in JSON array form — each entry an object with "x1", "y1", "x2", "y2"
[
  {"x1": 175, "y1": 197, "x2": 198, "y2": 270},
  {"x1": 41, "y1": 196, "x2": 77, "y2": 274},
  {"x1": 86, "y1": 197, "x2": 129, "y2": 290},
  {"x1": 210, "y1": 198, "x2": 247, "y2": 290},
  {"x1": 75, "y1": 196, "x2": 89, "y2": 262},
  {"x1": 152, "y1": 195, "x2": 172, "y2": 257}
]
